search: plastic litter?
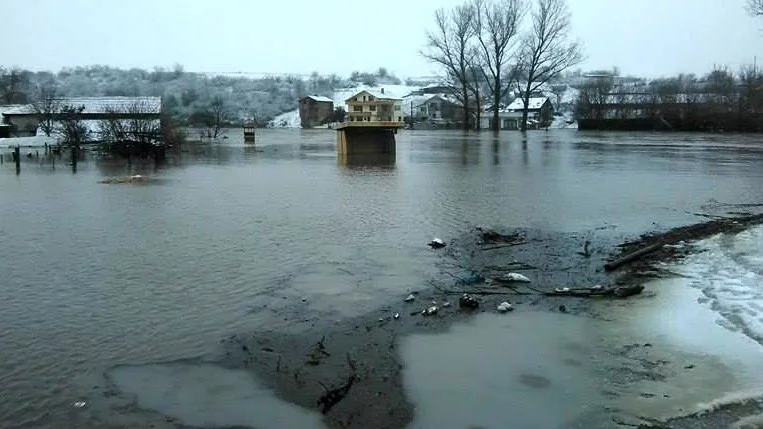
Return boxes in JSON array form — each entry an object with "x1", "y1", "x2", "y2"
[
  {"x1": 393, "y1": 313, "x2": 400, "y2": 319},
  {"x1": 497, "y1": 302, "x2": 514, "y2": 313},
  {"x1": 422, "y1": 306, "x2": 439, "y2": 316},
  {"x1": 442, "y1": 301, "x2": 452, "y2": 308},
  {"x1": 73, "y1": 401, "x2": 86, "y2": 408},
  {"x1": 502, "y1": 272, "x2": 531, "y2": 283},
  {"x1": 428, "y1": 238, "x2": 446, "y2": 249},
  {"x1": 405, "y1": 294, "x2": 416, "y2": 302}
]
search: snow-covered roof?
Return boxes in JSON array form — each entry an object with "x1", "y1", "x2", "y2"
[
  {"x1": 507, "y1": 97, "x2": 550, "y2": 111},
  {"x1": 2, "y1": 97, "x2": 162, "y2": 115},
  {"x1": 401, "y1": 95, "x2": 434, "y2": 115},
  {"x1": 1, "y1": 104, "x2": 34, "y2": 115},
  {"x1": 303, "y1": 95, "x2": 334, "y2": 103},
  {"x1": 345, "y1": 89, "x2": 402, "y2": 102}
]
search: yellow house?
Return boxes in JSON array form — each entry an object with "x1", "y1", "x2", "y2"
[{"x1": 345, "y1": 90, "x2": 403, "y2": 123}]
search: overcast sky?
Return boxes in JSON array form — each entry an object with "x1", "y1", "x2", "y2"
[{"x1": 4, "y1": 0, "x2": 763, "y2": 78}]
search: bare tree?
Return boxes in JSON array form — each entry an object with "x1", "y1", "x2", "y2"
[
  {"x1": 516, "y1": 0, "x2": 583, "y2": 131},
  {"x1": 58, "y1": 104, "x2": 88, "y2": 147},
  {"x1": 748, "y1": 0, "x2": 763, "y2": 16},
  {"x1": 0, "y1": 67, "x2": 30, "y2": 104},
  {"x1": 32, "y1": 80, "x2": 60, "y2": 136},
  {"x1": 100, "y1": 101, "x2": 163, "y2": 156},
  {"x1": 210, "y1": 96, "x2": 228, "y2": 139},
  {"x1": 422, "y1": 4, "x2": 478, "y2": 130},
  {"x1": 472, "y1": 0, "x2": 526, "y2": 131}
]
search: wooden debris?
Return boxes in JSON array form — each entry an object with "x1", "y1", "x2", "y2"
[
  {"x1": 306, "y1": 336, "x2": 331, "y2": 366},
  {"x1": 605, "y1": 242, "x2": 665, "y2": 271},
  {"x1": 545, "y1": 284, "x2": 644, "y2": 298},
  {"x1": 317, "y1": 353, "x2": 357, "y2": 414}
]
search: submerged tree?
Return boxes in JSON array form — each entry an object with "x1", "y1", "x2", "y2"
[
  {"x1": 32, "y1": 79, "x2": 60, "y2": 136},
  {"x1": 58, "y1": 104, "x2": 88, "y2": 147},
  {"x1": 210, "y1": 96, "x2": 228, "y2": 139},
  {"x1": 472, "y1": 0, "x2": 526, "y2": 131},
  {"x1": 422, "y1": 3, "x2": 478, "y2": 130},
  {"x1": 516, "y1": 0, "x2": 583, "y2": 131}
]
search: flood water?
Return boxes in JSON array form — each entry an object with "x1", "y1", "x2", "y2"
[{"x1": 2, "y1": 129, "x2": 763, "y2": 428}]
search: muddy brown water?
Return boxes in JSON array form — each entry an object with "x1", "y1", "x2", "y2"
[{"x1": 2, "y1": 129, "x2": 763, "y2": 428}]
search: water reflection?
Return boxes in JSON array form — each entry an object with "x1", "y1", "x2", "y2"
[
  {"x1": 338, "y1": 152, "x2": 396, "y2": 170},
  {"x1": 3, "y1": 129, "x2": 763, "y2": 429}
]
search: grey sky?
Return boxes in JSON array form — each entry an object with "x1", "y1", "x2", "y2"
[{"x1": 4, "y1": 0, "x2": 763, "y2": 78}]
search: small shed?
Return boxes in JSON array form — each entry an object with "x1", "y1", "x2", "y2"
[
  {"x1": 243, "y1": 120, "x2": 256, "y2": 143},
  {"x1": 298, "y1": 95, "x2": 334, "y2": 128}
]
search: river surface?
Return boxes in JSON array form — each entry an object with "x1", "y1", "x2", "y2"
[{"x1": 2, "y1": 129, "x2": 763, "y2": 428}]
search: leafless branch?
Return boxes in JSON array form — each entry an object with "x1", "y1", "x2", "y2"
[
  {"x1": 32, "y1": 80, "x2": 60, "y2": 137},
  {"x1": 422, "y1": 4, "x2": 478, "y2": 129},
  {"x1": 748, "y1": 0, "x2": 763, "y2": 16},
  {"x1": 472, "y1": 0, "x2": 526, "y2": 130},
  {"x1": 516, "y1": 0, "x2": 583, "y2": 131}
]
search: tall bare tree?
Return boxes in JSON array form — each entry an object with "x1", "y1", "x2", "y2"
[
  {"x1": 516, "y1": 0, "x2": 583, "y2": 131},
  {"x1": 423, "y1": 4, "x2": 478, "y2": 130},
  {"x1": 32, "y1": 80, "x2": 60, "y2": 136},
  {"x1": 58, "y1": 104, "x2": 88, "y2": 147},
  {"x1": 210, "y1": 96, "x2": 228, "y2": 139},
  {"x1": 472, "y1": 0, "x2": 526, "y2": 131}
]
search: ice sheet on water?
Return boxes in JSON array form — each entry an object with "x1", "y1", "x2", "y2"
[{"x1": 672, "y1": 225, "x2": 763, "y2": 343}]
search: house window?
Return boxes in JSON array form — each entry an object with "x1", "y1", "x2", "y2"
[
  {"x1": 353, "y1": 106, "x2": 363, "y2": 112},
  {"x1": 369, "y1": 105, "x2": 376, "y2": 111},
  {"x1": 363, "y1": 96, "x2": 367, "y2": 101},
  {"x1": 394, "y1": 105, "x2": 401, "y2": 111}
]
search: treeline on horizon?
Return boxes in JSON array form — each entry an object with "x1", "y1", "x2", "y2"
[
  {"x1": 576, "y1": 65, "x2": 763, "y2": 132},
  {"x1": 0, "y1": 65, "x2": 407, "y2": 127}
]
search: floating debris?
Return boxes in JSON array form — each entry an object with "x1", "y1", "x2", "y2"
[
  {"x1": 502, "y1": 272, "x2": 531, "y2": 283},
  {"x1": 459, "y1": 294, "x2": 479, "y2": 310},
  {"x1": 404, "y1": 294, "x2": 416, "y2": 303},
  {"x1": 497, "y1": 302, "x2": 514, "y2": 313},
  {"x1": 554, "y1": 287, "x2": 571, "y2": 294},
  {"x1": 99, "y1": 174, "x2": 149, "y2": 185},
  {"x1": 422, "y1": 306, "x2": 439, "y2": 316},
  {"x1": 428, "y1": 238, "x2": 446, "y2": 249},
  {"x1": 442, "y1": 301, "x2": 452, "y2": 308},
  {"x1": 73, "y1": 401, "x2": 86, "y2": 408},
  {"x1": 393, "y1": 313, "x2": 400, "y2": 319}
]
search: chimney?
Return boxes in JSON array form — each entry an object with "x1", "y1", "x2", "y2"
[{"x1": 381, "y1": 88, "x2": 385, "y2": 94}]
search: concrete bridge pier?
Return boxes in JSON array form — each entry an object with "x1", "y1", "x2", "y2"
[{"x1": 337, "y1": 127, "x2": 396, "y2": 156}]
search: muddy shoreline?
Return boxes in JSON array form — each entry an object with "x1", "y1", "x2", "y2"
[{"x1": 208, "y1": 213, "x2": 763, "y2": 429}]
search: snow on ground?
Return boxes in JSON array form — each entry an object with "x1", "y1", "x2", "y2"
[
  {"x1": 0, "y1": 136, "x2": 57, "y2": 148},
  {"x1": 672, "y1": 225, "x2": 763, "y2": 343},
  {"x1": 550, "y1": 113, "x2": 578, "y2": 129},
  {"x1": 267, "y1": 109, "x2": 301, "y2": 128}
]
